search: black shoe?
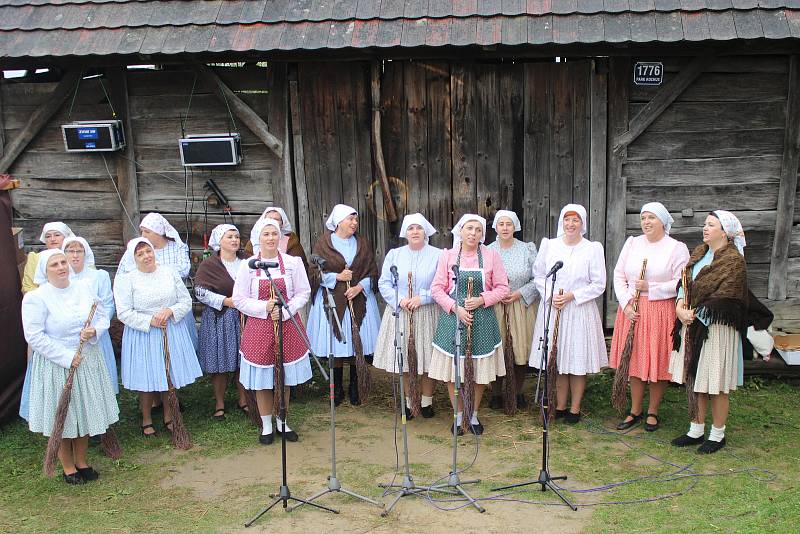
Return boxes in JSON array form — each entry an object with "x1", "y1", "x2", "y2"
[
  {"x1": 450, "y1": 424, "x2": 464, "y2": 436},
  {"x1": 469, "y1": 419, "x2": 484, "y2": 435},
  {"x1": 348, "y1": 381, "x2": 361, "y2": 406},
  {"x1": 616, "y1": 412, "x2": 643, "y2": 431},
  {"x1": 89, "y1": 435, "x2": 101, "y2": 446},
  {"x1": 516, "y1": 394, "x2": 528, "y2": 409},
  {"x1": 404, "y1": 407, "x2": 414, "y2": 421},
  {"x1": 697, "y1": 438, "x2": 726, "y2": 454},
  {"x1": 644, "y1": 413, "x2": 660, "y2": 432},
  {"x1": 554, "y1": 409, "x2": 568, "y2": 420},
  {"x1": 76, "y1": 466, "x2": 99, "y2": 482},
  {"x1": 63, "y1": 472, "x2": 85, "y2": 485},
  {"x1": 421, "y1": 405, "x2": 435, "y2": 418},
  {"x1": 259, "y1": 432, "x2": 274, "y2": 445},
  {"x1": 489, "y1": 396, "x2": 503, "y2": 410},
  {"x1": 671, "y1": 434, "x2": 705, "y2": 447},
  {"x1": 276, "y1": 426, "x2": 299, "y2": 442},
  {"x1": 212, "y1": 408, "x2": 226, "y2": 421},
  {"x1": 565, "y1": 411, "x2": 581, "y2": 425},
  {"x1": 333, "y1": 368, "x2": 344, "y2": 406}
]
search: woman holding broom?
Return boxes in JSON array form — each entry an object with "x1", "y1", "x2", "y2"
[
  {"x1": 114, "y1": 238, "x2": 201, "y2": 439},
  {"x1": 430, "y1": 214, "x2": 509, "y2": 435},
  {"x1": 22, "y1": 249, "x2": 118, "y2": 485},
  {"x1": 610, "y1": 203, "x2": 689, "y2": 431},
  {"x1": 488, "y1": 210, "x2": 538, "y2": 414},
  {"x1": 528, "y1": 204, "x2": 607, "y2": 425},
  {"x1": 374, "y1": 213, "x2": 442, "y2": 419}
]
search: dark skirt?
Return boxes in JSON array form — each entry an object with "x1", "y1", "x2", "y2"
[{"x1": 198, "y1": 305, "x2": 241, "y2": 374}]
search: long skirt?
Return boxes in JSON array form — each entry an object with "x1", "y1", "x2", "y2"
[
  {"x1": 373, "y1": 304, "x2": 438, "y2": 374},
  {"x1": 608, "y1": 296, "x2": 675, "y2": 382},
  {"x1": 529, "y1": 299, "x2": 608, "y2": 375},
  {"x1": 198, "y1": 306, "x2": 240, "y2": 374},
  {"x1": 494, "y1": 300, "x2": 537, "y2": 366},
  {"x1": 180, "y1": 312, "x2": 199, "y2": 349},
  {"x1": 238, "y1": 353, "x2": 313, "y2": 390},
  {"x1": 99, "y1": 331, "x2": 119, "y2": 394},
  {"x1": 306, "y1": 288, "x2": 381, "y2": 358},
  {"x1": 121, "y1": 319, "x2": 202, "y2": 392},
  {"x1": 27, "y1": 344, "x2": 119, "y2": 438},
  {"x1": 669, "y1": 324, "x2": 741, "y2": 395}
]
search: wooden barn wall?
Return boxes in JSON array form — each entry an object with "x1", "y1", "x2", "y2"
[
  {"x1": 5, "y1": 65, "x2": 284, "y2": 274},
  {"x1": 621, "y1": 55, "x2": 800, "y2": 331}
]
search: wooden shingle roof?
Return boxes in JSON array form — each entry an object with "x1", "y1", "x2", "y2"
[{"x1": 1, "y1": 0, "x2": 799, "y2": 60}]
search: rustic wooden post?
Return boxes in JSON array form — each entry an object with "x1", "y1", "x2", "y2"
[
  {"x1": 0, "y1": 78, "x2": 5, "y2": 159},
  {"x1": 769, "y1": 55, "x2": 800, "y2": 300},
  {"x1": 370, "y1": 61, "x2": 398, "y2": 223},
  {"x1": 0, "y1": 70, "x2": 80, "y2": 174},
  {"x1": 288, "y1": 71, "x2": 312, "y2": 255},
  {"x1": 107, "y1": 67, "x2": 141, "y2": 244},
  {"x1": 195, "y1": 64, "x2": 283, "y2": 160},
  {"x1": 589, "y1": 58, "x2": 608, "y2": 244},
  {"x1": 266, "y1": 63, "x2": 295, "y2": 225}
]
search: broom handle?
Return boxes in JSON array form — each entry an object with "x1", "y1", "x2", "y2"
[
  {"x1": 345, "y1": 280, "x2": 358, "y2": 332},
  {"x1": 72, "y1": 302, "x2": 99, "y2": 368},
  {"x1": 681, "y1": 267, "x2": 690, "y2": 309},
  {"x1": 161, "y1": 326, "x2": 174, "y2": 390},
  {"x1": 270, "y1": 282, "x2": 280, "y2": 361},
  {"x1": 551, "y1": 289, "x2": 564, "y2": 351},
  {"x1": 407, "y1": 271, "x2": 414, "y2": 320},
  {"x1": 466, "y1": 277, "x2": 474, "y2": 356},
  {"x1": 630, "y1": 259, "x2": 648, "y2": 317}
]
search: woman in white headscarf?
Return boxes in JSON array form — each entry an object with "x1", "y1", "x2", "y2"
[
  {"x1": 488, "y1": 210, "x2": 538, "y2": 414},
  {"x1": 610, "y1": 203, "x2": 690, "y2": 432},
  {"x1": 21, "y1": 222, "x2": 74, "y2": 294},
  {"x1": 669, "y1": 211, "x2": 748, "y2": 454},
  {"x1": 528, "y1": 204, "x2": 607, "y2": 424},
  {"x1": 430, "y1": 214, "x2": 509, "y2": 435},
  {"x1": 22, "y1": 249, "x2": 118, "y2": 484},
  {"x1": 306, "y1": 204, "x2": 381, "y2": 406},
  {"x1": 374, "y1": 213, "x2": 443, "y2": 418},
  {"x1": 194, "y1": 224, "x2": 249, "y2": 420},
  {"x1": 247, "y1": 206, "x2": 308, "y2": 268}
]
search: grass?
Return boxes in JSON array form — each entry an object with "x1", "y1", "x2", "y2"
[{"x1": 1, "y1": 370, "x2": 798, "y2": 533}]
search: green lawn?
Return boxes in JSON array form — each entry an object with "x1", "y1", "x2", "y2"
[{"x1": 1, "y1": 372, "x2": 797, "y2": 533}]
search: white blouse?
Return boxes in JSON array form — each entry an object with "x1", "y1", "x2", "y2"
[
  {"x1": 22, "y1": 280, "x2": 109, "y2": 369},
  {"x1": 534, "y1": 237, "x2": 606, "y2": 305},
  {"x1": 113, "y1": 266, "x2": 193, "y2": 333},
  {"x1": 232, "y1": 253, "x2": 310, "y2": 322}
]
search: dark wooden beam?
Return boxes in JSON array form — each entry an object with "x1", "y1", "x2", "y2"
[
  {"x1": 769, "y1": 55, "x2": 800, "y2": 300},
  {"x1": 107, "y1": 67, "x2": 141, "y2": 244},
  {"x1": 288, "y1": 74, "x2": 311, "y2": 255},
  {"x1": 0, "y1": 78, "x2": 5, "y2": 159},
  {"x1": 195, "y1": 64, "x2": 283, "y2": 160},
  {"x1": 370, "y1": 61, "x2": 398, "y2": 223},
  {"x1": 613, "y1": 55, "x2": 714, "y2": 154},
  {"x1": 0, "y1": 70, "x2": 80, "y2": 174}
]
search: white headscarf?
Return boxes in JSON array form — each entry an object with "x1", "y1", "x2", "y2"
[
  {"x1": 640, "y1": 202, "x2": 674, "y2": 234},
  {"x1": 399, "y1": 213, "x2": 436, "y2": 239},
  {"x1": 712, "y1": 210, "x2": 746, "y2": 255},
  {"x1": 250, "y1": 218, "x2": 283, "y2": 256},
  {"x1": 451, "y1": 213, "x2": 487, "y2": 249},
  {"x1": 139, "y1": 212, "x2": 185, "y2": 246},
  {"x1": 61, "y1": 236, "x2": 96, "y2": 268},
  {"x1": 325, "y1": 204, "x2": 357, "y2": 232},
  {"x1": 492, "y1": 210, "x2": 521, "y2": 232},
  {"x1": 261, "y1": 206, "x2": 292, "y2": 234},
  {"x1": 557, "y1": 204, "x2": 588, "y2": 237},
  {"x1": 118, "y1": 237, "x2": 157, "y2": 274},
  {"x1": 38, "y1": 222, "x2": 74, "y2": 244},
  {"x1": 209, "y1": 224, "x2": 238, "y2": 252},
  {"x1": 33, "y1": 249, "x2": 67, "y2": 285}
]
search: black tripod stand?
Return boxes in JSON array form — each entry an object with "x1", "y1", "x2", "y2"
[
  {"x1": 430, "y1": 264, "x2": 484, "y2": 512},
  {"x1": 245, "y1": 274, "x2": 337, "y2": 527},
  {"x1": 492, "y1": 267, "x2": 577, "y2": 510}
]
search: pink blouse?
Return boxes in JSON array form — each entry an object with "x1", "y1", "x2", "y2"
[
  {"x1": 232, "y1": 253, "x2": 310, "y2": 322},
  {"x1": 613, "y1": 234, "x2": 690, "y2": 310},
  {"x1": 431, "y1": 245, "x2": 509, "y2": 314}
]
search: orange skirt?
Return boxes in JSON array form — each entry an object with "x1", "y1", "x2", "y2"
[{"x1": 609, "y1": 296, "x2": 675, "y2": 382}]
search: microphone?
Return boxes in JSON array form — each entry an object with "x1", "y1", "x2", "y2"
[
  {"x1": 545, "y1": 260, "x2": 564, "y2": 278},
  {"x1": 390, "y1": 265, "x2": 398, "y2": 278},
  {"x1": 309, "y1": 254, "x2": 327, "y2": 269},
  {"x1": 451, "y1": 265, "x2": 459, "y2": 277},
  {"x1": 249, "y1": 258, "x2": 279, "y2": 270}
]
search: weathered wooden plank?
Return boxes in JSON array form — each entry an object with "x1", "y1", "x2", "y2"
[
  {"x1": 626, "y1": 210, "x2": 778, "y2": 231},
  {"x1": 630, "y1": 55, "x2": 788, "y2": 75},
  {"x1": 791, "y1": 224, "x2": 800, "y2": 257},
  {"x1": 768, "y1": 297, "x2": 800, "y2": 332},
  {"x1": 572, "y1": 61, "x2": 591, "y2": 211},
  {"x1": 136, "y1": 170, "x2": 272, "y2": 201},
  {"x1": 589, "y1": 58, "x2": 608, "y2": 244},
  {"x1": 289, "y1": 75, "x2": 312, "y2": 256},
  {"x1": 628, "y1": 101, "x2": 786, "y2": 132},
  {"x1": 630, "y1": 72, "x2": 789, "y2": 103},
  {"x1": 769, "y1": 55, "x2": 800, "y2": 300},
  {"x1": 614, "y1": 55, "x2": 714, "y2": 153},
  {"x1": 335, "y1": 64, "x2": 361, "y2": 217},
  {"x1": 426, "y1": 60, "x2": 453, "y2": 250},
  {"x1": 0, "y1": 79, "x2": 5, "y2": 159},
  {"x1": 627, "y1": 183, "x2": 778, "y2": 212},
  {"x1": 266, "y1": 63, "x2": 294, "y2": 230},
  {"x1": 126, "y1": 67, "x2": 270, "y2": 96},
  {"x1": 551, "y1": 63, "x2": 574, "y2": 234},
  {"x1": 313, "y1": 63, "x2": 344, "y2": 237},
  {"x1": 624, "y1": 155, "x2": 782, "y2": 186},
  {"x1": 369, "y1": 60, "x2": 398, "y2": 223},
  {"x1": 132, "y1": 145, "x2": 276, "y2": 173},
  {"x1": 475, "y1": 64, "x2": 500, "y2": 233},
  {"x1": 667, "y1": 228, "x2": 774, "y2": 264},
  {"x1": 11, "y1": 189, "x2": 121, "y2": 219},
  {"x1": 297, "y1": 63, "x2": 324, "y2": 244},
  {"x1": 139, "y1": 198, "x2": 269, "y2": 214},
  {"x1": 379, "y1": 60, "x2": 406, "y2": 231},
  {"x1": 108, "y1": 67, "x2": 141, "y2": 244},
  {"x1": 126, "y1": 93, "x2": 270, "y2": 121},
  {"x1": 404, "y1": 61, "x2": 429, "y2": 220},
  {"x1": 131, "y1": 117, "x2": 265, "y2": 146},
  {"x1": 523, "y1": 62, "x2": 552, "y2": 244},
  {"x1": 451, "y1": 63, "x2": 477, "y2": 223},
  {"x1": 627, "y1": 128, "x2": 785, "y2": 160},
  {"x1": 9, "y1": 150, "x2": 116, "y2": 178},
  {"x1": 497, "y1": 64, "x2": 524, "y2": 216},
  {"x1": 16, "y1": 176, "x2": 115, "y2": 193},
  {"x1": 0, "y1": 70, "x2": 80, "y2": 174}
]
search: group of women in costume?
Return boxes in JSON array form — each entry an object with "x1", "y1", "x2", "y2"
[{"x1": 19, "y1": 199, "x2": 754, "y2": 483}]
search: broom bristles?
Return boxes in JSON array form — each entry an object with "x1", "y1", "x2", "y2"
[
  {"x1": 245, "y1": 390, "x2": 262, "y2": 428},
  {"x1": 352, "y1": 321, "x2": 372, "y2": 401},
  {"x1": 503, "y1": 307, "x2": 517, "y2": 416},
  {"x1": 100, "y1": 427, "x2": 123, "y2": 459},
  {"x1": 545, "y1": 346, "x2": 559, "y2": 422},
  {"x1": 611, "y1": 327, "x2": 635, "y2": 412},
  {"x1": 43, "y1": 368, "x2": 77, "y2": 477},
  {"x1": 461, "y1": 353, "x2": 476, "y2": 431},
  {"x1": 406, "y1": 318, "x2": 421, "y2": 417},
  {"x1": 166, "y1": 389, "x2": 192, "y2": 450}
]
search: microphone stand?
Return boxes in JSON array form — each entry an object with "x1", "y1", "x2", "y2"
[
  {"x1": 492, "y1": 268, "x2": 576, "y2": 510},
  {"x1": 245, "y1": 272, "x2": 336, "y2": 527},
  {"x1": 430, "y1": 265, "x2": 484, "y2": 513},
  {"x1": 378, "y1": 268, "x2": 449, "y2": 516},
  {"x1": 289, "y1": 261, "x2": 383, "y2": 512}
]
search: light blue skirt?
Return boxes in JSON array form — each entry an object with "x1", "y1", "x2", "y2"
[
  {"x1": 306, "y1": 289, "x2": 381, "y2": 358},
  {"x1": 121, "y1": 319, "x2": 202, "y2": 392},
  {"x1": 18, "y1": 361, "x2": 32, "y2": 421},
  {"x1": 180, "y1": 311, "x2": 199, "y2": 349},
  {"x1": 99, "y1": 331, "x2": 119, "y2": 394},
  {"x1": 238, "y1": 353, "x2": 312, "y2": 390}
]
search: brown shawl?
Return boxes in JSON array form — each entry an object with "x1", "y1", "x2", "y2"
[
  {"x1": 194, "y1": 250, "x2": 248, "y2": 308},
  {"x1": 672, "y1": 242, "x2": 748, "y2": 380},
  {"x1": 308, "y1": 231, "x2": 379, "y2": 342}
]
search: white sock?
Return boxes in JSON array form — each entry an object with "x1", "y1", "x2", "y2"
[
  {"x1": 687, "y1": 421, "x2": 705, "y2": 439},
  {"x1": 456, "y1": 411, "x2": 463, "y2": 426},
  {"x1": 261, "y1": 416, "x2": 273, "y2": 435},
  {"x1": 470, "y1": 411, "x2": 480, "y2": 425},
  {"x1": 276, "y1": 417, "x2": 292, "y2": 432},
  {"x1": 421, "y1": 395, "x2": 433, "y2": 408},
  {"x1": 709, "y1": 425, "x2": 726, "y2": 442},
  {"x1": 405, "y1": 397, "x2": 412, "y2": 409}
]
